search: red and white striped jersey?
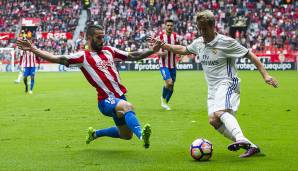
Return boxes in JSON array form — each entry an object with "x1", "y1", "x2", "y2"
[
  {"x1": 66, "y1": 46, "x2": 128, "y2": 101},
  {"x1": 19, "y1": 50, "x2": 40, "y2": 67},
  {"x1": 159, "y1": 31, "x2": 180, "y2": 69}
]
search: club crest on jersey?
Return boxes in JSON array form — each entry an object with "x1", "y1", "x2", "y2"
[
  {"x1": 212, "y1": 49, "x2": 217, "y2": 54},
  {"x1": 96, "y1": 60, "x2": 112, "y2": 70}
]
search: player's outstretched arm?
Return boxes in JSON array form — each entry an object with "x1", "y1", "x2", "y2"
[
  {"x1": 16, "y1": 39, "x2": 69, "y2": 66},
  {"x1": 126, "y1": 39, "x2": 162, "y2": 61},
  {"x1": 246, "y1": 51, "x2": 279, "y2": 88},
  {"x1": 126, "y1": 49, "x2": 156, "y2": 61},
  {"x1": 147, "y1": 37, "x2": 190, "y2": 55}
]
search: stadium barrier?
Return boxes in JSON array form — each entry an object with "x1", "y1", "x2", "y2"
[
  {"x1": 1, "y1": 48, "x2": 297, "y2": 72},
  {"x1": 0, "y1": 61, "x2": 296, "y2": 72}
]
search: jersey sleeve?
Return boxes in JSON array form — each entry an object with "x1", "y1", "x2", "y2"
[
  {"x1": 110, "y1": 47, "x2": 129, "y2": 62},
  {"x1": 186, "y1": 39, "x2": 200, "y2": 55},
  {"x1": 64, "y1": 51, "x2": 85, "y2": 67},
  {"x1": 223, "y1": 39, "x2": 249, "y2": 58}
]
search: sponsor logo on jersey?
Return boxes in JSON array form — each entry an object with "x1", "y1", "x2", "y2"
[{"x1": 96, "y1": 60, "x2": 112, "y2": 70}]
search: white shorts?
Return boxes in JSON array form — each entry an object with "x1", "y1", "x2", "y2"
[{"x1": 208, "y1": 79, "x2": 240, "y2": 116}]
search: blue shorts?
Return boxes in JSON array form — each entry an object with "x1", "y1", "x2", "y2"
[
  {"x1": 98, "y1": 95, "x2": 127, "y2": 126},
  {"x1": 160, "y1": 67, "x2": 176, "y2": 82},
  {"x1": 23, "y1": 67, "x2": 36, "y2": 77}
]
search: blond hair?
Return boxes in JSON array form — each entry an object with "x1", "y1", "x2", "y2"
[{"x1": 196, "y1": 10, "x2": 215, "y2": 27}]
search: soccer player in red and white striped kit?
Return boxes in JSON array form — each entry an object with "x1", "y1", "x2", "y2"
[
  {"x1": 17, "y1": 25, "x2": 160, "y2": 148},
  {"x1": 158, "y1": 19, "x2": 181, "y2": 110},
  {"x1": 19, "y1": 37, "x2": 40, "y2": 94}
]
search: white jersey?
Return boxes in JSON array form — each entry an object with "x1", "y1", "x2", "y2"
[{"x1": 186, "y1": 33, "x2": 249, "y2": 92}]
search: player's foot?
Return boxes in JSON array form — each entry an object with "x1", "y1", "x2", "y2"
[
  {"x1": 142, "y1": 124, "x2": 151, "y2": 149},
  {"x1": 228, "y1": 140, "x2": 251, "y2": 151},
  {"x1": 29, "y1": 90, "x2": 33, "y2": 94},
  {"x1": 239, "y1": 147, "x2": 261, "y2": 158},
  {"x1": 86, "y1": 127, "x2": 96, "y2": 144},
  {"x1": 14, "y1": 80, "x2": 20, "y2": 84},
  {"x1": 161, "y1": 97, "x2": 171, "y2": 110}
]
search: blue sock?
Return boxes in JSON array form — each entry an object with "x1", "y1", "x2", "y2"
[
  {"x1": 162, "y1": 86, "x2": 169, "y2": 99},
  {"x1": 95, "y1": 126, "x2": 120, "y2": 138},
  {"x1": 30, "y1": 79, "x2": 34, "y2": 91},
  {"x1": 166, "y1": 89, "x2": 173, "y2": 102},
  {"x1": 124, "y1": 111, "x2": 142, "y2": 139}
]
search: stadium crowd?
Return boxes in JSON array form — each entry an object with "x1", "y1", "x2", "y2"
[
  {"x1": 0, "y1": 0, "x2": 297, "y2": 59},
  {"x1": 88, "y1": 0, "x2": 297, "y2": 54},
  {"x1": 0, "y1": 0, "x2": 81, "y2": 54}
]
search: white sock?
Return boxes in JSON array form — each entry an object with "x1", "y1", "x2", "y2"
[
  {"x1": 219, "y1": 112, "x2": 246, "y2": 141},
  {"x1": 216, "y1": 124, "x2": 236, "y2": 142},
  {"x1": 17, "y1": 72, "x2": 22, "y2": 82}
]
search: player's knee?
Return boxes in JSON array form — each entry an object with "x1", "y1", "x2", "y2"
[
  {"x1": 214, "y1": 110, "x2": 225, "y2": 118},
  {"x1": 116, "y1": 101, "x2": 134, "y2": 117},
  {"x1": 208, "y1": 116, "x2": 221, "y2": 129},
  {"x1": 123, "y1": 102, "x2": 134, "y2": 113},
  {"x1": 166, "y1": 80, "x2": 174, "y2": 87}
]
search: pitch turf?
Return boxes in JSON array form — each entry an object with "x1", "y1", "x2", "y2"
[{"x1": 0, "y1": 71, "x2": 297, "y2": 171}]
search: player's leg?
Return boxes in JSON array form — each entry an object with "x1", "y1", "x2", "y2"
[
  {"x1": 212, "y1": 81, "x2": 250, "y2": 147},
  {"x1": 208, "y1": 93, "x2": 235, "y2": 141},
  {"x1": 160, "y1": 67, "x2": 172, "y2": 99},
  {"x1": 211, "y1": 80, "x2": 259, "y2": 157},
  {"x1": 87, "y1": 96, "x2": 151, "y2": 148},
  {"x1": 214, "y1": 110, "x2": 260, "y2": 157},
  {"x1": 209, "y1": 115, "x2": 235, "y2": 141},
  {"x1": 115, "y1": 100, "x2": 142, "y2": 139},
  {"x1": 23, "y1": 67, "x2": 29, "y2": 93},
  {"x1": 214, "y1": 110, "x2": 250, "y2": 147},
  {"x1": 115, "y1": 99, "x2": 151, "y2": 148},
  {"x1": 160, "y1": 67, "x2": 172, "y2": 110},
  {"x1": 86, "y1": 97, "x2": 124, "y2": 144},
  {"x1": 29, "y1": 67, "x2": 36, "y2": 94},
  {"x1": 165, "y1": 68, "x2": 176, "y2": 103},
  {"x1": 15, "y1": 67, "x2": 23, "y2": 83}
]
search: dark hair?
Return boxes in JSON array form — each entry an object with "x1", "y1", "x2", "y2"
[
  {"x1": 86, "y1": 24, "x2": 104, "y2": 38},
  {"x1": 165, "y1": 19, "x2": 174, "y2": 23}
]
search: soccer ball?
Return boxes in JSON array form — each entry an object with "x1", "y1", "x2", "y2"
[{"x1": 190, "y1": 138, "x2": 213, "y2": 161}]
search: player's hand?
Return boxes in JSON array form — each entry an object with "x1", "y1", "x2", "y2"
[
  {"x1": 147, "y1": 36, "x2": 163, "y2": 52},
  {"x1": 264, "y1": 75, "x2": 279, "y2": 88},
  {"x1": 16, "y1": 39, "x2": 33, "y2": 51}
]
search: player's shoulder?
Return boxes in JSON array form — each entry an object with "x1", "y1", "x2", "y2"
[
  {"x1": 102, "y1": 46, "x2": 114, "y2": 51},
  {"x1": 69, "y1": 50, "x2": 85, "y2": 58},
  {"x1": 216, "y1": 34, "x2": 237, "y2": 45},
  {"x1": 191, "y1": 37, "x2": 204, "y2": 45},
  {"x1": 102, "y1": 46, "x2": 127, "y2": 57},
  {"x1": 158, "y1": 31, "x2": 165, "y2": 37},
  {"x1": 172, "y1": 32, "x2": 179, "y2": 36},
  {"x1": 102, "y1": 46, "x2": 117, "y2": 54}
]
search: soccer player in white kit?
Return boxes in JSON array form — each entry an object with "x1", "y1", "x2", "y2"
[
  {"x1": 148, "y1": 10, "x2": 279, "y2": 157},
  {"x1": 16, "y1": 25, "x2": 161, "y2": 149}
]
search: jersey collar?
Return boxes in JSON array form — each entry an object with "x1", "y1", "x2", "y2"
[{"x1": 205, "y1": 32, "x2": 219, "y2": 46}]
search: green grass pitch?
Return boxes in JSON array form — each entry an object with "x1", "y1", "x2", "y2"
[{"x1": 0, "y1": 71, "x2": 297, "y2": 171}]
